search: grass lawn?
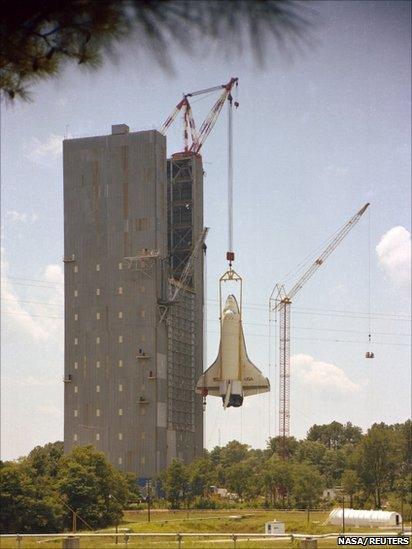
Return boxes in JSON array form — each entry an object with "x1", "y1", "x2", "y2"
[{"x1": 1, "y1": 509, "x2": 409, "y2": 548}]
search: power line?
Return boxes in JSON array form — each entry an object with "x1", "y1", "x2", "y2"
[
  {"x1": 3, "y1": 311, "x2": 411, "y2": 347},
  {"x1": 1, "y1": 291, "x2": 410, "y2": 321}
]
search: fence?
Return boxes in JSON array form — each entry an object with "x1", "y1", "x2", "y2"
[{"x1": 0, "y1": 531, "x2": 410, "y2": 549}]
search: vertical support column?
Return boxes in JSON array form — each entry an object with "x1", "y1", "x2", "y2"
[{"x1": 278, "y1": 300, "x2": 291, "y2": 448}]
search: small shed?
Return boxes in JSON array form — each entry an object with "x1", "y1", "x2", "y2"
[
  {"x1": 265, "y1": 520, "x2": 285, "y2": 535},
  {"x1": 327, "y1": 508, "x2": 402, "y2": 527}
]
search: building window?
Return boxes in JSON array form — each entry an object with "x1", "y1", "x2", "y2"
[
  {"x1": 74, "y1": 337, "x2": 78, "y2": 345},
  {"x1": 96, "y1": 288, "x2": 100, "y2": 296},
  {"x1": 96, "y1": 409, "x2": 100, "y2": 417},
  {"x1": 118, "y1": 384, "x2": 123, "y2": 392},
  {"x1": 73, "y1": 434, "x2": 78, "y2": 442},
  {"x1": 96, "y1": 385, "x2": 100, "y2": 393},
  {"x1": 74, "y1": 265, "x2": 78, "y2": 273},
  {"x1": 96, "y1": 336, "x2": 100, "y2": 344},
  {"x1": 118, "y1": 311, "x2": 123, "y2": 319},
  {"x1": 118, "y1": 287, "x2": 123, "y2": 295},
  {"x1": 96, "y1": 264, "x2": 100, "y2": 272},
  {"x1": 96, "y1": 433, "x2": 100, "y2": 441},
  {"x1": 74, "y1": 386, "x2": 78, "y2": 393},
  {"x1": 74, "y1": 361, "x2": 78, "y2": 370},
  {"x1": 74, "y1": 290, "x2": 78, "y2": 297},
  {"x1": 118, "y1": 457, "x2": 123, "y2": 465},
  {"x1": 118, "y1": 409, "x2": 123, "y2": 416},
  {"x1": 96, "y1": 361, "x2": 100, "y2": 368},
  {"x1": 118, "y1": 262, "x2": 123, "y2": 270},
  {"x1": 96, "y1": 312, "x2": 100, "y2": 320},
  {"x1": 118, "y1": 335, "x2": 123, "y2": 343},
  {"x1": 118, "y1": 359, "x2": 123, "y2": 368},
  {"x1": 74, "y1": 410, "x2": 78, "y2": 417},
  {"x1": 74, "y1": 313, "x2": 78, "y2": 321},
  {"x1": 118, "y1": 433, "x2": 123, "y2": 440},
  {"x1": 141, "y1": 309, "x2": 146, "y2": 318}
]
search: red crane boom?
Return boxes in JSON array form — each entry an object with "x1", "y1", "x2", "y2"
[{"x1": 159, "y1": 77, "x2": 238, "y2": 154}]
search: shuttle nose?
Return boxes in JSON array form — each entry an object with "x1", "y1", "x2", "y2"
[{"x1": 224, "y1": 294, "x2": 240, "y2": 314}]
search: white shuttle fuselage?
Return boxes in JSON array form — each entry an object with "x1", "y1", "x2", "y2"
[{"x1": 196, "y1": 295, "x2": 270, "y2": 408}]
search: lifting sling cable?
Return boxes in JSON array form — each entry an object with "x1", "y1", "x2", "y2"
[{"x1": 228, "y1": 94, "x2": 234, "y2": 260}]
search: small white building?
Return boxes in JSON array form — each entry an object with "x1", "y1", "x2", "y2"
[
  {"x1": 327, "y1": 508, "x2": 402, "y2": 527},
  {"x1": 265, "y1": 521, "x2": 286, "y2": 535}
]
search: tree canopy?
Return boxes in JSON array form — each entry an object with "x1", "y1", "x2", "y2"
[
  {"x1": 0, "y1": 443, "x2": 137, "y2": 533},
  {"x1": 0, "y1": 0, "x2": 313, "y2": 101},
  {"x1": 1, "y1": 420, "x2": 410, "y2": 533}
]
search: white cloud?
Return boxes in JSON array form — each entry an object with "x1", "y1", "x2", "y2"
[
  {"x1": 26, "y1": 134, "x2": 63, "y2": 164},
  {"x1": 6, "y1": 210, "x2": 27, "y2": 223},
  {"x1": 6, "y1": 210, "x2": 38, "y2": 224},
  {"x1": 376, "y1": 226, "x2": 411, "y2": 289},
  {"x1": 36, "y1": 404, "x2": 63, "y2": 417},
  {"x1": 1, "y1": 247, "x2": 63, "y2": 342},
  {"x1": 4, "y1": 375, "x2": 58, "y2": 387},
  {"x1": 292, "y1": 353, "x2": 360, "y2": 394}
]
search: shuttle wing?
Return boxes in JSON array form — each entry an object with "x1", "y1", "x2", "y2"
[
  {"x1": 240, "y1": 329, "x2": 270, "y2": 396},
  {"x1": 196, "y1": 347, "x2": 222, "y2": 396}
]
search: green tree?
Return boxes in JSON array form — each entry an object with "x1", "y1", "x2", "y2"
[
  {"x1": 295, "y1": 440, "x2": 326, "y2": 467},
  {"x1": 1, "y1": 0, "x2": 313, "y2": 101},
  {"x1": 263, "y1": 458, "x2": 293, "y2": 507},
  {"x1": 220, "y1": 440, "x2": 250, "y2": 467},
  {"x1": 25, "y1": 441, "x2": 64, "y2": 478},
  {"x1": 319, "y1": 448, "x2": 347, "y2": 487},
  {"x1": 355, "y1": 424, "x2": 400, "y2": 508},
  {"x1": 188, "y1": 456, "x2": 215, "y2": 498},
  {"x1": 307, "y1": 422, "x2": 362, "y2": 450},
  {"x1": 57, "y1": 445, "x2": 129, "y2": 529},
  {"x1": 163, "y1": 459, "x2": 189, "y2": 509},
  {"x1": 341, "y1": 469, "x2": 359, "y2": 508},
  {"x1": 0, "y1": 462, "x2": 64, "y2": 533},
  {"x1": 292, "y1": 463, "x2": 324, "y2": 511},
  {"x1": 225, "y1": 462, "x2": 253, "y2": 500},
  {"x1": 266, "y1": 436, "x2": 298, "y2": 459}
]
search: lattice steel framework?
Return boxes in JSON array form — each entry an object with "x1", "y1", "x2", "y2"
[
  {"x1": 278, "y1": 298, "x2": 291, "y2": 439},
  {"x1": 167, "y1": 157, "x2": 195, "y2": 284},
  {"x1": 166, "y1": 284, "x2": 195, "y2": 431}
]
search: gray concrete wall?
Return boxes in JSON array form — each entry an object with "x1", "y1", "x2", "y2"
[
  {"x1": 63, "y1": 129, "x2": 204, "y2": 478},
  {"x1": 63, "y1": 128, "x2": 167, "y2": 477}
]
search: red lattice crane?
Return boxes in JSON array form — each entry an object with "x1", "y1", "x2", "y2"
[
  {"x1": 269, "y1": 203, "x2": 370, "y2": 454},
  {"x1": 159, "y1": 77, "x2": 238, "y2": 155}
]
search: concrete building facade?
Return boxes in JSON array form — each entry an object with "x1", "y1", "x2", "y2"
[{"x1": 63, "y1": 125, "x2": 204, "y2": 478}]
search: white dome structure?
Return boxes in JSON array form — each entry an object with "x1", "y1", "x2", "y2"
[{"x1": 328, "y1": 508, "x2": 402, "y2": 527}]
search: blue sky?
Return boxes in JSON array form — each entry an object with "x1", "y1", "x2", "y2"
[{"x1": 1, "y1": 0, "x2": 411, "y2": 460}]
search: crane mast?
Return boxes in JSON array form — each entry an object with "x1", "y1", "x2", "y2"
[{"x1": 270, "y1": 202, "x2": 370, "y2": 452}]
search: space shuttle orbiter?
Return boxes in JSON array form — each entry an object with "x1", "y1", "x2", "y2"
[{"x1": 196, "y1": 294, "x2": 270, "y2": 408}]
